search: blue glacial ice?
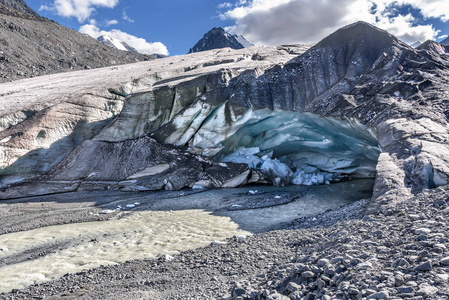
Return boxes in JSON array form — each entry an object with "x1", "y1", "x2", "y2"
[
  {"x1": 214, "y1": 109, "x2": 380, "y2": 186},
  {"x1": 162, "y1": 103, "x2": 381, "y2": 186}
]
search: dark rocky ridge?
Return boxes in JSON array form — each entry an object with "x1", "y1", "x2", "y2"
[
  {"x1": 0, "y1": 0, "x2": 155, "y2": 82},
  {"x1": 188, "y1": 27, "x2": 252, "y2": 53}
]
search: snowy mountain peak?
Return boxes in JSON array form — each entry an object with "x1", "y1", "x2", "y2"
[
  {"x1": 188, "y1": 27, "x2": 254, "y2": 54},
  {"x1": 440, "y1": 36, "x2": 449, "y2": 46},
  {"x1": 97, "y1": 35, "x2": 137, "y2": 53},
  {"x1": 410, "y1": 41, "x2": 422, "y2": 48}
]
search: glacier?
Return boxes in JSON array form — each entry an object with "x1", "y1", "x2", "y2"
[{"x1": 166, "y1": 107, "x2": 381, "y2": 186}]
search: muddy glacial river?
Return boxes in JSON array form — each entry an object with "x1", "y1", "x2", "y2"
[{"x1": 0, "y1": 179, "x2": 374, "y2": 294}]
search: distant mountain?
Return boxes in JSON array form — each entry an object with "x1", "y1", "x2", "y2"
[
  {"x1": 0, "y1": 0, "x2": 155, "y2": 82},
  {"x1": 188, "y1": 27, "x2": 253, "y2": 54},
  {"x1": 417, "y1": 40, "x2": 448, "y2": 55},
  {"x1": 440, "y1": 36, "x2": 449, "y2": 46},
  {"x1": 0, "y1": 0, "x2": 39, "y2": 17},
  {"x1": 410, "y1": 41, "x2": 422, "y2": 48},
  {"x1": 97, "y1": 35, "x2": 138, "y2": 53}
]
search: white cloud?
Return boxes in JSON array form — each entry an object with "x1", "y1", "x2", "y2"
[
  {"x1": 79, "y1": 24, "x2": 169, "y2": 56},
  {"x1": 221, "y1": 0, "x2": 444, "y2": 45},
  {"x1": 438, "y1": 34, "x2": 448, "y2": 40},
  {"x1": 375, "y1": 13, "x2": 438, "y2": 43},
  {"x1": 218, "y1": 2, "x2": 233, "y2": 9},
  {"x1": 40, "y1": 0, "x2": 119, "y2": 22},
  {"x1": 105, "y1": 19, "x2": 119, "y2": 26},
  {"x1": 122, "y1": 8, "x2": 134, "y2": 23},
  {"x1": 399, "y1": 0, "x2": 449, "y2": 21}
]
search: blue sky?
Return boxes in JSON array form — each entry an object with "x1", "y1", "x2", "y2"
[{"x1": 28, "y1": 1, "x2": 449, "y2": 56}]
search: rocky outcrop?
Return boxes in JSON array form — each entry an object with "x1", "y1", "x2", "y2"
[
  {"x1": 188, "y1": 27, "x2": 253, "y2": 53},
  {"x1": 0, "y1": 22, "x2": 448, "y2": 213}
]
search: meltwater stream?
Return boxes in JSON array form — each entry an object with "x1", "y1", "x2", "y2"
[
  {"x1": 0, "y1": 210, "x2": 249, "y2": 293},
  {"x1": 0, "y1": 179, "x2": 374, "y2": 294}
]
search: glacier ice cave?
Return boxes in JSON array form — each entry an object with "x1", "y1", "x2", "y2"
[{"x1": 165, "y1": 106, "x2": 381, "y2": 187}]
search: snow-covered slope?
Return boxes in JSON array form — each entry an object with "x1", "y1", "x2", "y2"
[
  {"x1": 97, "y1": 35, "x2": 137, "y2": 52},
  {"x1": 235, "y1": 35, "x2": 254, "y2": 48},
  {"x1": 410, "y1": 40, "x2": 422, "y2": 48},
  {"x1": 440, "y1": 36, "x2": 449, "y2": 46}
]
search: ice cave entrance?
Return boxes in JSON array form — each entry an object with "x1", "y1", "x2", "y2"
[{"x1": 213, "y1": 110, "x2": 380, "y2": 186}]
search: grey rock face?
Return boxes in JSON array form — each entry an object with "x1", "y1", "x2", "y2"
[
  {"x1": 0, "y1": 0, "x2": 38, "y2": 17},
  {"x1": 188, "y1": 27, "x2": 253, "y2": 53}
]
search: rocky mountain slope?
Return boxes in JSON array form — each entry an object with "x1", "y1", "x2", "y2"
[
  {"x1": 188, "y1": 27, "x2": 253, "y2": 53},
  {"x1": 0, "y1": 22, "x2": 448, "y2": 214},
  {"x1": 0, "y1": 0, "x2": 37, "y2": 17},
  {"x1": 0, "y1": 0, "x2": 154, "y2": 82}
]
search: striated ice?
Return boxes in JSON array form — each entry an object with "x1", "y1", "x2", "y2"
[{"x1": 216, "y1": 109, "x2": 380, "y2": 186}]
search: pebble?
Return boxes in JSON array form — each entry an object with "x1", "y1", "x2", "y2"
[
  {"x1": 301, "y1": 271, "x2": 314, "y2": 279},
  {"x1": 286, "y1": 282, "x2": 301, "y2": 292},
  {"x1": 414, "y1": 228, "x2": 431, "y2": 235},
  {"x1": 440, "y1": 257, "x2": 449, "y2": 266},
  {"x1": 416, "y1": 284, "x2": 438, "y2": 296},
  {"x1": 367, "y1": 290, "x2": 389, "y2": 299},
  {"x1": 397, "y1": 286, "x2": 414, "y2": 294},
  {"x1": 357, "y1": 261, "x2": 373, "y2": 269},
  {"x1": 316, "y1": 258, "x2": 329, "y2": 267},
  {"x1": 337, "y1": 281, "x2": 350, "y2": 290},
  {"x1": 414, "y1": 261, "x2": 432, "y2": 272}
]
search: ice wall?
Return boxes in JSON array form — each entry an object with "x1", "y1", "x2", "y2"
[{"x1": 185, "y1": 109, "x2": 380, "y2": 186}]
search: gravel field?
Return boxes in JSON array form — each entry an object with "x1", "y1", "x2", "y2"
[{"x1": 0, "y1": 183, "x2": 447, "y2": 299}]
